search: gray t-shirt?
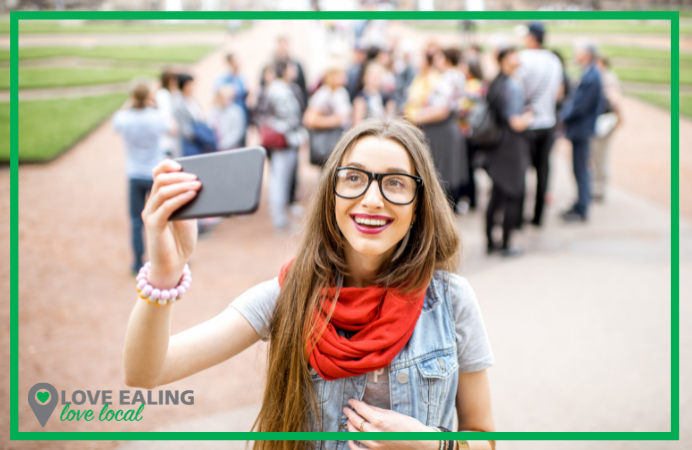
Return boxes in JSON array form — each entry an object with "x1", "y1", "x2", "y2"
[{"x1": 229, "y1": 273, "x2": 494, "y2": 409}]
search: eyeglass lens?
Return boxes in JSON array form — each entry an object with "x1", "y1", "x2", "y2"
[{"x1": 335, "y1": 168, "x2": 417, "y2": 204}]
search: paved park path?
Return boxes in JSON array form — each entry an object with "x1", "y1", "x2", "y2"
[{"x1": 2, "y1": 20, "x2": 690, "y2": 450}]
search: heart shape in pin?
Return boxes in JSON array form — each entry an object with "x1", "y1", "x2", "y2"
[{"x1": 36, "y1": 391, "x2": 50, "y2": 404}]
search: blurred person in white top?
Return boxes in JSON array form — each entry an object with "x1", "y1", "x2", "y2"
[
  {"x1": 155, "y1": 70, "x2": 180, "y2": 158},
  {"x1": 515, "y1": 22, "x2": 563, "y2": 227},
  {"x1": 113, "y1": 82, "x2": 173, "y2": 274},
  {"x1": 303, "y1": 62, "x2": 352, "y2": 131}
]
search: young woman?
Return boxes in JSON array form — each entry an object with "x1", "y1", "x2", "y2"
[
  {"x1": 207, "y1": 85, "x2": 246, "y2": 151},
  {"x1": 113, "y1": 81, "x2": 172, "y2": 274},
  {"x1": 484, "y1": 47, "x2": 534, "y2": 256},
  {"x1": 409, "y1": 48, "x2": 468, "y2": 210},
  {"x1": 123, "y1": 118, "x2": 496, "y2": 450},
  {"x1": 352, "y1": 62, "x2": 396, "y2": 126},
  {"x1": 303, "y1": 63, "x2": 352, "y2": 168},
  {"x1": 303, "y1": 64, "x2": 352, "y2": 131},
  {"x1": 456, "y1": 52, "x2": 487, "y2": 212},
  {"x1": 172, "y1": 73, "x2": 207, "y2": 157},
  {"x1": 154, "y1": 69, "x2": 180, "y2": 158},
  {"x1": 264, "y1": 60, "x2": 305, "y2": 230}
]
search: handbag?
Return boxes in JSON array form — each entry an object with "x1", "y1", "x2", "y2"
[
  {"x1": 595, "y1": 112, "x2": 618, "y2": 138},
  {"x1": 309, "y1": 127, "x2": 344, "y2": 166},
  {"x1": 468, "y1": 98, "x2": 503, "y2": 148},
  {"x1": 260, "y1": 123, "x2": 287, "y2": 151},
  {"x1": 469, "y1": 74, "x2": 510, "y2": 149}
]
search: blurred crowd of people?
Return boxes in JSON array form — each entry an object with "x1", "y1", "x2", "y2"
[{"x1": 112, "y1": 20, "x2": 623, "y2": 272}]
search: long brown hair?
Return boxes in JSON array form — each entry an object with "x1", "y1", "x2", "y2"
[{"x1": 251, "y1": 119, "x2": 461, "y2": 448}]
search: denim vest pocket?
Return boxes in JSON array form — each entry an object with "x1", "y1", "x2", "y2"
[
  {"x1": 309, "y1": 367, "x2": 331, "y2": 404},
  {"x1": 417, "y1": 351, "x2": 459, "y2": 407}
]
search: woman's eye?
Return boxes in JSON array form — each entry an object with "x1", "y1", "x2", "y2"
[
  {"x1": 386, "y1": 178, "x2": 405, "y2": 189},
  {"x1": 345, "y1": 172, "x2": 365, "y2": 183}
]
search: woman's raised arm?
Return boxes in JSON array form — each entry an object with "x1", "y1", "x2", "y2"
[{"x1": 122, "y1": 159, "x2": 261, "y2": 389}]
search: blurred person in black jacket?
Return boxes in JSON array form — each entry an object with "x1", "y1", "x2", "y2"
[{"x1": 485, "y1": 47, "x2": 534, "y2": 257}]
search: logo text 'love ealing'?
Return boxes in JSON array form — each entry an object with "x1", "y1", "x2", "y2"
[{"x1": 29, "y1": 383, "x2": 195, "y2": 427}]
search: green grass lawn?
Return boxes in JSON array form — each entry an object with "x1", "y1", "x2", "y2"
[
  {"x1": 612, "y1": 67, "x2": 692, "y2": 85},
  {"x1": 559, "y1": 63, "x2": 692, "y2": 87},
  {"x1": 544, "y1": 20, "x2": 688, "y2": 35},
  {"x1": 602, "y1": 46, "x2": 692, "y2": 63},
  {"x1": 411, "y1": 20, "x2": 692, "y2": 35},
  {"x1": 607, "y1": 58, "x2": 692, "y2": 69},
  {"x1": 0, "y1": 45, "x2": 216, "y2": 63},
  {"x1": 0, "y1": 20, "x2": 236, "y2": 34},
  {"x1": 0, "y1": 93, "x2": 127, "y2": 162},
  {"x1": 2, "y1": 67, "x2": 159, "y2": 90},
  {"x1": 551, "y1": 45, "x2": 692, "y2": 63},
  {"x1": 548, "y1": 45, "x2": 692, "y2": 86},
  {"x1": 625, "y1": 91, "x2": 692, "y2": 118}
]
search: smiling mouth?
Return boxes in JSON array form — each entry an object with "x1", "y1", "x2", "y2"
[{"x1": 350, "y1": 214, "x2": 394, "y2": 234}]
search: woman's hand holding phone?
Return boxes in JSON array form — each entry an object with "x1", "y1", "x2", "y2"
[{"x1": 142, "y1": 159, "x2": 202, "y2": 289}]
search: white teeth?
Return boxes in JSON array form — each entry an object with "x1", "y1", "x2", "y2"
[{"x1": 354, "y1": 217, "x2": 388, "y2": 227}]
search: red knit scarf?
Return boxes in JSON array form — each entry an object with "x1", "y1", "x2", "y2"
[{"x1": 278, "y1": 259, "x2": 427, "y2": 381}]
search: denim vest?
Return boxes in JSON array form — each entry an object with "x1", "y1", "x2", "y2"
[{"x1": 308, "y1": 271, "x2": 459, "y2": 449}]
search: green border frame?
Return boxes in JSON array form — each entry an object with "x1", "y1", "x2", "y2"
[{"x1": 10, "y1": 10, "x2": 680, "y2": 442}]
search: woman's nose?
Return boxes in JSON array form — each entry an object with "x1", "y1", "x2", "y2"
[{"x1": 360, "y1": 181, "x2": 384, "y2": 209}]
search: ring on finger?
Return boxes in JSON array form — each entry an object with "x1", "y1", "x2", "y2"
[{"x1": 359, "y1": 419, "x2": 368, "y2": 432}]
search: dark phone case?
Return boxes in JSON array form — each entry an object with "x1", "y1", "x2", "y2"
[{"x1": 169, "y1": 147, "x2": 266, "y2": 221}]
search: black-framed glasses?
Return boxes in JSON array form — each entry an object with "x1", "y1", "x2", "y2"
[{"x1": 334, "y1": 167, "x2": 423, "y2": 205}]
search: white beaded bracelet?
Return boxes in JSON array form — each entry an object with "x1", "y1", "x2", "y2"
[{"x1": 135, "y1": 262, "x2": 191, "y2": 307}]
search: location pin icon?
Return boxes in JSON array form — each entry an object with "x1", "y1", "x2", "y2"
[{"x1": 28, "y1": 383, "x2": 58, "y2": 427}]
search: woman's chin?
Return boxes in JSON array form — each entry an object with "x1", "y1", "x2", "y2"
[{"x1": 349, "y1": 240, "x2": 397, "y2": 259}]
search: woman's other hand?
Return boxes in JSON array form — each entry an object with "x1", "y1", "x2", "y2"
[
  {"x1": 343, "y1": 399, "x2": 439, "y2": 450},
  {"x1": 142, "y1": 159, "x2": 201, "y2": 288}
]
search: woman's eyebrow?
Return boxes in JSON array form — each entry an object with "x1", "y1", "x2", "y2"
[
  {"x1": 384, "y1": 167, "x2": 411, "y2": 174},
  {"x1": 344, "y1": 162, "x2": 412, "y2": 174}
]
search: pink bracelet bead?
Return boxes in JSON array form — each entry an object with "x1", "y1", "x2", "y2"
[{"x1": 135, "y1": 263, "x2": 191, "y2": 306}]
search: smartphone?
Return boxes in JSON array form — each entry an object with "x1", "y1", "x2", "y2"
[{"x1": 169, "y1": 146, "x2": 266, "y2": 221}]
